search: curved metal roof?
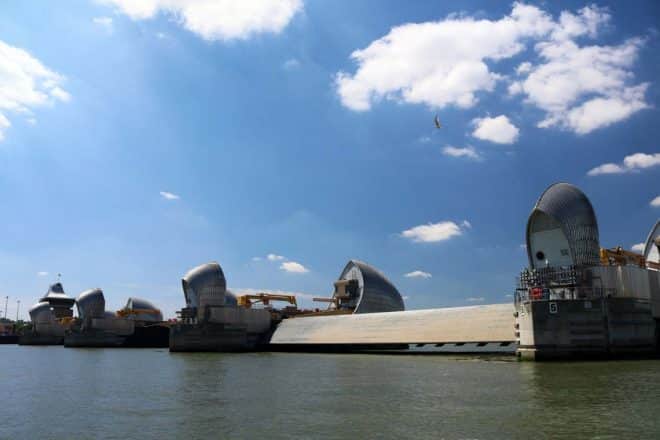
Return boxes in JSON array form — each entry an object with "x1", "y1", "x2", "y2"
[
  {"x1": 225, "y1": 289, "x2": 238, "y2": 307},
  {"x1": 337, "y1": 260, "x2": 404, "y2": 314},
  {"x1": 29, "y1": 301, "x2": 54, "y2": 323},
  {"x1": 643, "y1": 220, "x2": 660, "y2": 264},
  {"x1": 39, "y1": 282, "x2": 74, "y2": 304},
  {"x1": 122, "y1": 297, "x2": 163, "y2": 321},
  {"x1": 76, "y1": 288, "x2": 106, "y2": 320},
  {"x1": 526, "y1": 183, "x2": 600, "y2": 267},
  {"x1": 181, "y1": 262, "x2": 227, "y2": 309}
]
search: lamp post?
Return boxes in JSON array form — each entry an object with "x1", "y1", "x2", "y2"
[
  {"x1": 3, "y1": 296, "x2": 7, "y2": 319},
  {"x1": 16, "y1": 300, "x2": 20, "y2": 322}
]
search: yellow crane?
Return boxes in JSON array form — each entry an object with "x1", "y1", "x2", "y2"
[
  {"x1": 600, "y1": 247, "x2": 646, "y2": 268},
  {"x1": 237, "y1": 293, "x2": 297, "y2": 309}
]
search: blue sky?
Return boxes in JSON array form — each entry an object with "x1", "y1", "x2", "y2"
[{"x1": 1, "y1": 1, "x2": 659, "y2": 319}]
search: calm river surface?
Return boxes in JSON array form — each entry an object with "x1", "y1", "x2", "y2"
[{"x1": 1, "y1": 345, "x2": 659, "y2": 439}]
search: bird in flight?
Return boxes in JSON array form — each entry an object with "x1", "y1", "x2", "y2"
[{"x1": 434, "y1": 115, "x2": 441, "y2": 129}]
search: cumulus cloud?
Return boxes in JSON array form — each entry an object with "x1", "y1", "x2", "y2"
[
  {"x1": 280, "y1": 261, "x2": 309, "y2": 273},
  {"x1": 267, "y1": 253, "x2": 285, "y2": 261},
  {"x1": 93, "y1": 16, "x2": 114, "y2": 31},
  {"x1": 510, "y1": 7, "x2": 648, "y2": 134},
  {"x1": 472, "y1": 115, "x2": 519, "y2": 144},
  {"x1": 401, "y1": 220, "x2": 468, "y2": 243},
  {"x1": 0, "y1": 39, "x2": 70, "y2": 141},
  {"x1": 336, "y1": 3, "x2": 554, "y2": 111},
  {"x1": 336, "y1": 4, "x2": 647, "y2": 134},
  {"x1": 99, "y1": 0, "x2": 302, "y2": 41},
  {"x1": 37, "y1": 271, "x2": 49, "y2": 277},
  {"x1": 282, "y1": 58, "x2": 300, "y2": 70},
  {"x1": 587, "y1": 152, "x2": 660, "y2": 176},
  {"x1": 404, "y1": 270, "x2": 432, "y2": 279},
  {"x1": 651, "y1": 196, "x2": 660, "y2": 207},
  {"x1": 631, "y1": 243, "x2": 645, "y2": 253},
  {"x1": 442, "y1": 145, "x2": 481, "y2": 160},
  {"x1": 159, "y1": 191, "x2": 180, "y2": 200}
]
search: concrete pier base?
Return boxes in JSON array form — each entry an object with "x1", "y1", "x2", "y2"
[
  {"x1": 516, "y1": 298, "x2": 657, "y2": 360},
  {"x1": 18, "y1": 333, "x2": 64, "y2": 345}
]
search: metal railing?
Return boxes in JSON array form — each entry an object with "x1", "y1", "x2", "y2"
[
  {"x1": 517, "y1": 265, "x2": 580, "y2": 290},
  {"x1": 514, "y1": 286, "x2": 618, "y2": 305}
]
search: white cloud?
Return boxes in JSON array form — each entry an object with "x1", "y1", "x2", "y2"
[
  {"x1": 335, "y1": 3, "x2": 554, "y2": 111},
  {"x1": 0, "y1": 114, "x2": 9, "y2": 141},
  {"x1": 0, "y1": 39, "x2": 70, "y2": 141},
  {"x1": 404, "y1": 270, "x2": 432, "y2": 279},
  {"x1": 587, "y1": 152, "x2": 660, "y2": 176},
  {"x1": 472, "y1": 115, "x2": 519, "y2": 144},
  {"x1": 280, "y1": 261, "x2": 309, "y2": 273},
  {"x1": 516, "y1": 61, "x2": 532, "y2": 75},
  {"x1": 510, "y1": 6, "x2": 648, "y2": 134},
  {"x1": 159, "y1": 191, "x2": 180, "y2": 200},
  {"x1": 466, "y1": 296, "x2": 485, "y2": 302},
  {"x1": 631, "y1": 243, "x2": 645, "y2": 253},
  {"x1": 651, "y1": 196, "x2": 660, "y2": 207},
  {"x1": 461, "y1": 220, "x2": 472, "y2": 229},
  {"x1": 267, "y1": 253, "x2": 285, "y2": 261},
  {"x1": 37, "y1": 271, "x2": 49, "y2": 277},
  {"x1": 99, "y1": 0, "x2": 302, "y2": 41},
  {"x1": 401, "y1": 220, "x2": 466, "y2": 243},
  {"x1": 336, "y1": 4, "x2": 647, "y2": 134},
  {"x1": 442, "y1": 145, "x2": 480, "y2": 160},
  {"x1": 283, "y1": 58, "x2": 300, "y2": 70},
  {"x1": 93, "y1": 16, "x2": 114, "y2": 31},
  {"x1": 50, "y1": 87, "x2": 71, "y2": 102},
  {"x1": 251, "y1": 256, "x2": 262, "y2": 262}
]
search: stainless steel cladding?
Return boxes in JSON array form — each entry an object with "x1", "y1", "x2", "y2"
[
  {"x1": 29, "y1": 302, "x2": 54, "y2": 323},
  {"x1": 122, "y1": 297, "x2": 163, "y2": 322},
  {"x1": 40, "y1": 282, "x2": 73, "y2": 302},
  {"x1": 225, "y1": 289, "x2": 238, "y2": 307},
  {"x1": 337, "y1": 260, "x2": 404, "y2": 314},
  {"x1": 644, "y1": 220, "x2": 660, "y2": 265},
  {"x1": 526, "y1": 182, "x2": 600, "y2": 269},
  {"x1": 76, "y1": 288, "x2": 106, "y2": 320},
  {"x1": 181, "y1": 262, "x2": 227, "y2": 309}
]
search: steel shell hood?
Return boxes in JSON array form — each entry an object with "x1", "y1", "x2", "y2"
[
  {"x1": 225, "y1": 289, "x2": 238, "y2": 307},
  {"x1": 644, "y1": 220, "x2": 660, "y2": 265},
  {"x1": 29, "y1": 301, "x2": 54, "y2": 323},
  {"x1": 122, "y1": 297, "x2": 163, "y2": 321},
  {"x1": 76, "y1": 288, "x2": 105, "y2": 320},
  {"x1": 182, "y1": 262, "x2": 227, "y2": 309},
  {"x1": 526, "y1": 183, "x2": 600, "y2": 268},
  {"x1": 39, "y1": 282, "x2": 74, "y2": 304},
  {"x1": 338, "y1": 260, "x2": 404, "y2": 314}
]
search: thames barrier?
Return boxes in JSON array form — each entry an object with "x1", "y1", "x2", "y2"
[{"x1": 8, "y1": 183, "x2": 660, "y2": 360}]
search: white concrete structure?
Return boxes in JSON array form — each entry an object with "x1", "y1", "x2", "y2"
[{"x1": 270, "y1": 304, "x2": 515, "y2": 346}]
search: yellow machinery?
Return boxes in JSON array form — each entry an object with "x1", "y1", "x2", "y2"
[
  {"x1": 312, "y1": 279, "x2": 353, "y2": 309},
  {"x1": 600, "y1": 247, "x2": 646, "y2": 267},
  {"x1": 116, "y1": 308, "x2": 162, "y2": 318},
  {"x1": 238, "y1": 293, "x2": 297, "y2": 309}
]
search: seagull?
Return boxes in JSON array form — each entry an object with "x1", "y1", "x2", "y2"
[{"x1": 434, "y1": 114, "x2": 441, "y2": 129}]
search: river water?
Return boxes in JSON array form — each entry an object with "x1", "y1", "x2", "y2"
[{"x1": 1, "y1": 345, "x2": 659, "y2": 439}]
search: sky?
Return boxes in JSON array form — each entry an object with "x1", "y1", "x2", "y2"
[{"x1": 1, "y1": 0, "x2": 659, "y2": 320}]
